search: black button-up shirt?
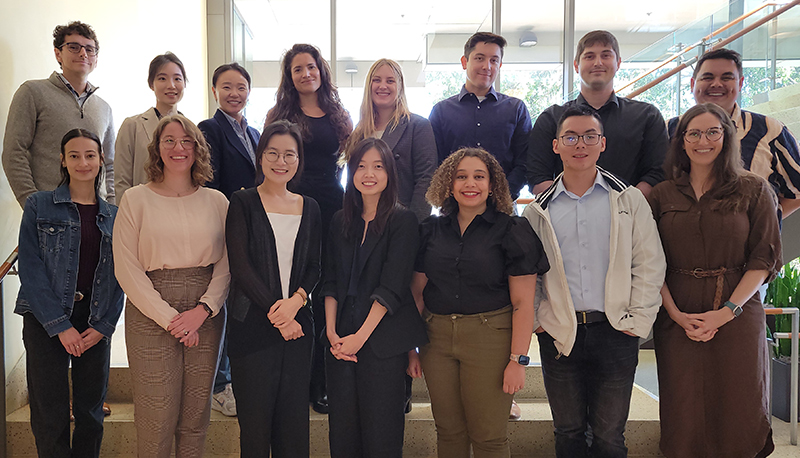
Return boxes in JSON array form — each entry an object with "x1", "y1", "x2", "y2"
[
  {"x1": 527, "y1": 92, "x2": 668, "y2": 189},
  {"x1": 416, "y1": 205, "x2": 549, "y2": 315}
]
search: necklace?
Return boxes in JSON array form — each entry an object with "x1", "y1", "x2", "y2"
[{"x1": 160, "y1": 182, "x2": 196, "y2": 197}]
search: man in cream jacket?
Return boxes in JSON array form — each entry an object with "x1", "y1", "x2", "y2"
[{"x1": 522, "y1": 106, "x2": 665, "y2": 458}]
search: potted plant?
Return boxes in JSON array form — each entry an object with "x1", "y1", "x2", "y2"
[{"x1": 766, "y1": 258, "x2": 800, "y2": 422}]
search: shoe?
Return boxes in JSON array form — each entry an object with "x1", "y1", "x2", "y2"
[
  {"x1": 311, "y1": 394, "x2": 329, "y2": 414},
  {"x1": 103, "y1": 402, "x2": 111, "y2": 416},
  {"x1": 211, "y1": 383, "x2": 237, "y2": 417},
  {"x1": 509, "y1": 399, "x2": 521, "y2": 420}
]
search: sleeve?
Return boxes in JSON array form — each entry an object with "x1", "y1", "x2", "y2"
[
  {"x1": 506, "y1": 101, "x2": 532, "y2": 199},
  {"x1": 409, "y1": 118, "x2": 436, "y2": 221},
  {"x1": 526, "y1": 105, "x2": 560, "y2": 188},
  {"x1": 646, "y1": 184, "x2": 662, "y2": 224},
  {"x1": 319, "y1": 211, "x2": 343, "y2": 299},
  {"x1": 772, "y1": 124, "x2": 800, "y2": 200},
  {"x1": 415, "y1": 216, "x2": 435, "y2": 273},
  {"x1": 198, "y1": 196, "x2": 231, "y2": 313},
  {"x1": 299, "y1": 199, "x2": 322, "y2": 296},
  {"x1": 102, "y1": 109, "x2": 116, "y2": 205},
  {"x1": 634, "y1": 104, "x2": 668, "y2": 187},
  {"x1": 429, "y1": 103, "x2": 448, "y2": 164},
  {"x1": 112, "y1": 192, "x2": 180, "y2": 329},
  {"x1": 225, "y1": 192, "x2": 273, "y2": 313},
  {"x1": 370, "y1": 211, "x2": 420, "y2": 315},
  {"x1": 113, "y1": 117, "x2": 137, "y2": 204},
  {"x1": 503, "y1": 216, "x2": 550, "y2": 277},
  {"x1": 745, "y1": 177, "x2": 782, "y2": 282},
  {"x1": 2, "y1": 84, "x2": 40, "y2": 207},
  {"x1": 626, "y1": 190, "x2": 667, "y2": 337},
  {"x1": 16, "y1": 195, "x2": 72, "y2": 336},
  {"x1": 199, "y1": 119, "x2": 223, "y2": 192}
]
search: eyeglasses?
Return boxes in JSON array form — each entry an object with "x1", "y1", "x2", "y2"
[
  {"x1": 683, "y1": 128, "x2": 723, "y2": 143},
  {"x1": 264, "y1": 151, "x2": 299, "y2": 164},
  {"x1": 161, "y1": 138, "x2": 196, "y2": 150},
  {"x1": 559, "y1": 134, "x2": 602, "y2": 146},
  {"x1": 59, "y1": 42, "x2": 98, "y2": 57}
]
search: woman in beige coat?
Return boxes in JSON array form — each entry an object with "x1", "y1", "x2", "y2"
[{"x1": 114, "y1": 52, "x2": 187, "y2": 201}]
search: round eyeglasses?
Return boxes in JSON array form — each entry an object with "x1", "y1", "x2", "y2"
[
  {"x1": 264, "y1": 151, "x2": 298, "y2": 164},
  {"x1": 559, "y1": 134, "x2": 602, "y2": 146},
  {"x1": 60, "y1": 42, "x2": 98, "y2": 57},
  {"x1": 161, "y1": 138, "x2": 196, "y2": 150},
  {"x1": 683, "y1": 128, "x2": 723, "y2": 143}
]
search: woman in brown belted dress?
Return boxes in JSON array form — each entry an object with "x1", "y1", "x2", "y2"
[{"x1": 648, "y1": 102, "x2": 782, "y2": 458}]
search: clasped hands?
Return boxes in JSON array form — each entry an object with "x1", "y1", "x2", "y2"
[
  {"x1": 268, "y1": 295, "x2": 305, "y2": 341},
  {"x1": 167, "y1": 305, "x2": 208, "y2": 347},
  {"x1": 327, "y1": 329, "x2": 366, "y2": 363},
  {"x1": 673, "y1": 308, "x2": 733, "y2": 342},
  {"x1": 58, "y1": 327, "x2": 105, "y2": 357}
]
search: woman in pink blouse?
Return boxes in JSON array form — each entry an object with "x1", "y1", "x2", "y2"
[{"x1": 113, "y1": 114, "x2": 230, "y2": 458}]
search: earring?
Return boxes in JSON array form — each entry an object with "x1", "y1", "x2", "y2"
[{"x1": 489, "y1": 191, "x2": 493, "y2": 196}]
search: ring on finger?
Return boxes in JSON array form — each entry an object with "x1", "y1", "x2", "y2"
[{"x1": 184, "y1": 330, "x2": 189, "y2": 336}]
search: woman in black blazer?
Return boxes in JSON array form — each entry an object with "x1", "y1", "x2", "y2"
[
  {"x1": 321, "y1": 137, "x2": 428, "y2": 458},
  {"x1": 225, "y1": 120, "x2": 321, "y2": 457},
  {"x1": 345, "y1": 58, "x2": 436, "y2": 222}
]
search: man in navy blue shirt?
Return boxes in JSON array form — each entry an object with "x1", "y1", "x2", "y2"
[{"x1": 429, "y1": 32, "x2": 532, "y2": 199}]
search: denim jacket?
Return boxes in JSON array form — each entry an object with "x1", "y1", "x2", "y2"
[{"x1": 15, "y1": 184, "x2": 124, "y2": 338}]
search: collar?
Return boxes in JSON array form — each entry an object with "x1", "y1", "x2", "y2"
[
  {"x1": 220, "y1": 109, "x2": 248, "y2": 131},
  {"x1": 551, "y1": 169, "x2": 610, "y2": 200},
  {"x1": 56, "y1": 72, "x2": 96, "y2": 97},
  {"x1": 537, "y1": 166, "x2": 627, "y2": 209},
  {"x1": 730, "y1": 103, "x2": 743, "y2": 129},
  {"x1": 444, "y1": 200, "x2": 500, "y2": 226},
  {"x1": 53, "y1": 183, "x2": 113, "y2": 217},
  {"x1": 575, "y1": 91, "x2": 619, "y2": 109},
  {"x1": 458, "y1": 84, "x2": 498, "y2": 102}
]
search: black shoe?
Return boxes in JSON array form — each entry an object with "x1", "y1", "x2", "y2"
[{"x1": 312, "y1": 395, "x2": 329, "y2": 414}]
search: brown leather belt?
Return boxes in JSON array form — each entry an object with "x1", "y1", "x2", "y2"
[
  {"x1": 74, "y1": 291, "x2": 85, "y2": 302},
  {"x1": 668, "y1": 265, "x2": 744, "y2": 310},
  {"x1": 575, "y1": 311, "x2": 607, "y2": 325}
]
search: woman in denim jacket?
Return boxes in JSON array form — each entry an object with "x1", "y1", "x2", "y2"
[{"x1": 16, "y1": 128, "x2": 123, "y2": 458}]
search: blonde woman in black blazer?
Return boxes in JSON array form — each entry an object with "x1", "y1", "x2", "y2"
[
  {"x1": 345, "y1": 58, "x2": 436, "y2": 222},
  {"x1": 321, "y1": 137, "x2": 428, "y2": 457},
  {"x1": 225, "y1": 120, "x2": 321, "y2": 457}
]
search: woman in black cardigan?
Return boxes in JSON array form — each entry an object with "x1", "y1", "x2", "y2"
[
  {"x1": 225, "y1": 120, "x2": 321, "y2": 457},
  {"x1": 321, "y1": 137, "x2": 428, "y2": 457}
]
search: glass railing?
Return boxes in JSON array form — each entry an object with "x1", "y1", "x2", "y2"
[{"x1": 611, "y1": 0, "x2": 800, "y2": 119}]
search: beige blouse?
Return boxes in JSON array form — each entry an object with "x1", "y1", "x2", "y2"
[{"x1": 113, "y1": 184, "x2": 230, "y2": 330}]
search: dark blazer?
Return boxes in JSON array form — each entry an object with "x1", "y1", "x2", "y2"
[
  {"x1": 200, "y1": 109, "x2": 262, "y2": 199},
  {"x1": 321, "y1": 208, "x2": 428, "y2": 358},
  {"x1": 381, "y1": 113, "x2": 436, "y2": 222},
  {"x1": 225, "y1": 188, "x2": 322, "y2": 358}
]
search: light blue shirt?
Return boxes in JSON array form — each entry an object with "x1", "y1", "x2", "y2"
[
  {"x1": 57, "y1": 73, "x2": 92, "y2": 106},
  {"x1": 548, "y1": 171, "x2": 611, "y2": 312},
  {"x1": 221, "y1": 110, "x2": 256, "y2": 166}
]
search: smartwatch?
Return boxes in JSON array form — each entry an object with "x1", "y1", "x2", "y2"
[
  {"x1": 510, "y1": 354, "x2": 530, "y2": 366},
  {"x1": 722, "y1": 300, "x2": 743, "y2": 318}
]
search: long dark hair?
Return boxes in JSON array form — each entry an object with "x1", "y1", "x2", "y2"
[
  {"x1": 665, "y1": 102, "x2": 746, "y2": 211},
  {"x1": 256, "y1": 120, "x2": 305, "y2": 186},
  {"x1": 342, "y1": 138, "x2": 399, "y2": 237},
  {"x1": 266, "y1": 44, "x2": 352, "y2": 152},
  {"x1": 59, "y1": 128, "x2": 104, "y2": 191}
]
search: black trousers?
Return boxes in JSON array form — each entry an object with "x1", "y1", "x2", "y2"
[
  {"x1": 23, "y1": 299, "x2": 109, "y2": 458},
  {"x1": 326, "y1": 343, "x2": 407, "y2": 458},
  {"x1": 230, "y1": 335, "x2": 313, "y2": 458}
]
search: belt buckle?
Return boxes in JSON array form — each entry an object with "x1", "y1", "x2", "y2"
[
  {"x1": 74, "y1": 291, "x2": 84, "y2": 302},
  {"x1": 579, "y1": 311, "x2": 587, "y2": 324},
  {"x1": 691, "y1": 268, "x2": 704, "y2": 278}
]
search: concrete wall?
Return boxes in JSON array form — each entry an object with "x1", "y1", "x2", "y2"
[{"x1": 0, "y1": 0, "x2": 209, "y2": 394}]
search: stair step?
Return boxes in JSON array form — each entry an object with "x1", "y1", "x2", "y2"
[{"x1": 6, "y1": 387, "x2": 662, "y2": 457}]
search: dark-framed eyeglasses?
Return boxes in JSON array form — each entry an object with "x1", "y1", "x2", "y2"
[
  {"x1": 559, "y1": 133, "x2": 602, "y2": 146},
  {"x1": 264, "y1": 151, "x2": 299, "y2": 164},
  {"x1": 60, "y1": 42, "x2": 98, "y2": 57},
  {"x1": 683, "y1": 128, "x2": 723, "y2": 143},
  {"x1": 161, "y1": 138, "x2": 196, "y2": 150}
]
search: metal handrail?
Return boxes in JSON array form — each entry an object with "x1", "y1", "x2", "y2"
[
  {"x1": 617, "y1": 1, "x2": 785, "y2": 95},
  {"x1": 0, "y1": 247, "x2": 18, "y2": 282},
  {"x1": 626, "y1": 0, "x2": 800, "y2": 100},
  {"x1": 765, "y1": 306, "x2": 799, "y2": 445}
]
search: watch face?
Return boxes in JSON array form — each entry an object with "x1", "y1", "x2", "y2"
[{"x1": 519, "y1": 355, "x2": 530, "y2": 366}]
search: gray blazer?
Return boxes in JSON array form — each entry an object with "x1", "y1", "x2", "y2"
[
  {"x1": 381, "y1": 113, "x2": 436, "y2": 221},
  {"x1": 114, "y1": 107, "x2": 160, "y2": 202}
]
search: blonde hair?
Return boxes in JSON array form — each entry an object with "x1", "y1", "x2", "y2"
[
  {"x1": 145, "y1": 114, "x2": 213, "y2": 186},
  {"x1": 426, "y1": 148, "x2": 514, "y2": 216},
  {"x1": 343, "y1": 59, "x2": 410, "y2": 162}
]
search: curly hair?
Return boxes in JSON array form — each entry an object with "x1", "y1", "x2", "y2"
[
  {"x1": 266, "y1": 44, "x2": 352, "y2": 152},
  {"x1": 145, "y1": 115, "x2": 213, "y2": 187},
  {"x1": 53, "y1": 21, "x2": 98, "y2": 50},
  {"x1": 426, "y1": 148, "x2": 514, "y2": 216}
]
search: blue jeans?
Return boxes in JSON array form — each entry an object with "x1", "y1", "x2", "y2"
[
  {"x1": 537, "y1": 320, "x2": 639, "y2": 458},
  {"x1": 214, "y1": 328, "x2": 231, "y2": 394},
  {"x1": 23, "y1": 300, "x2": 110, "y2": 458}
]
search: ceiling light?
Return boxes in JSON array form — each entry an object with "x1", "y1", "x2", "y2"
[{"x1": 519, "y1": 31, "x2": 538, "y2": 47}]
